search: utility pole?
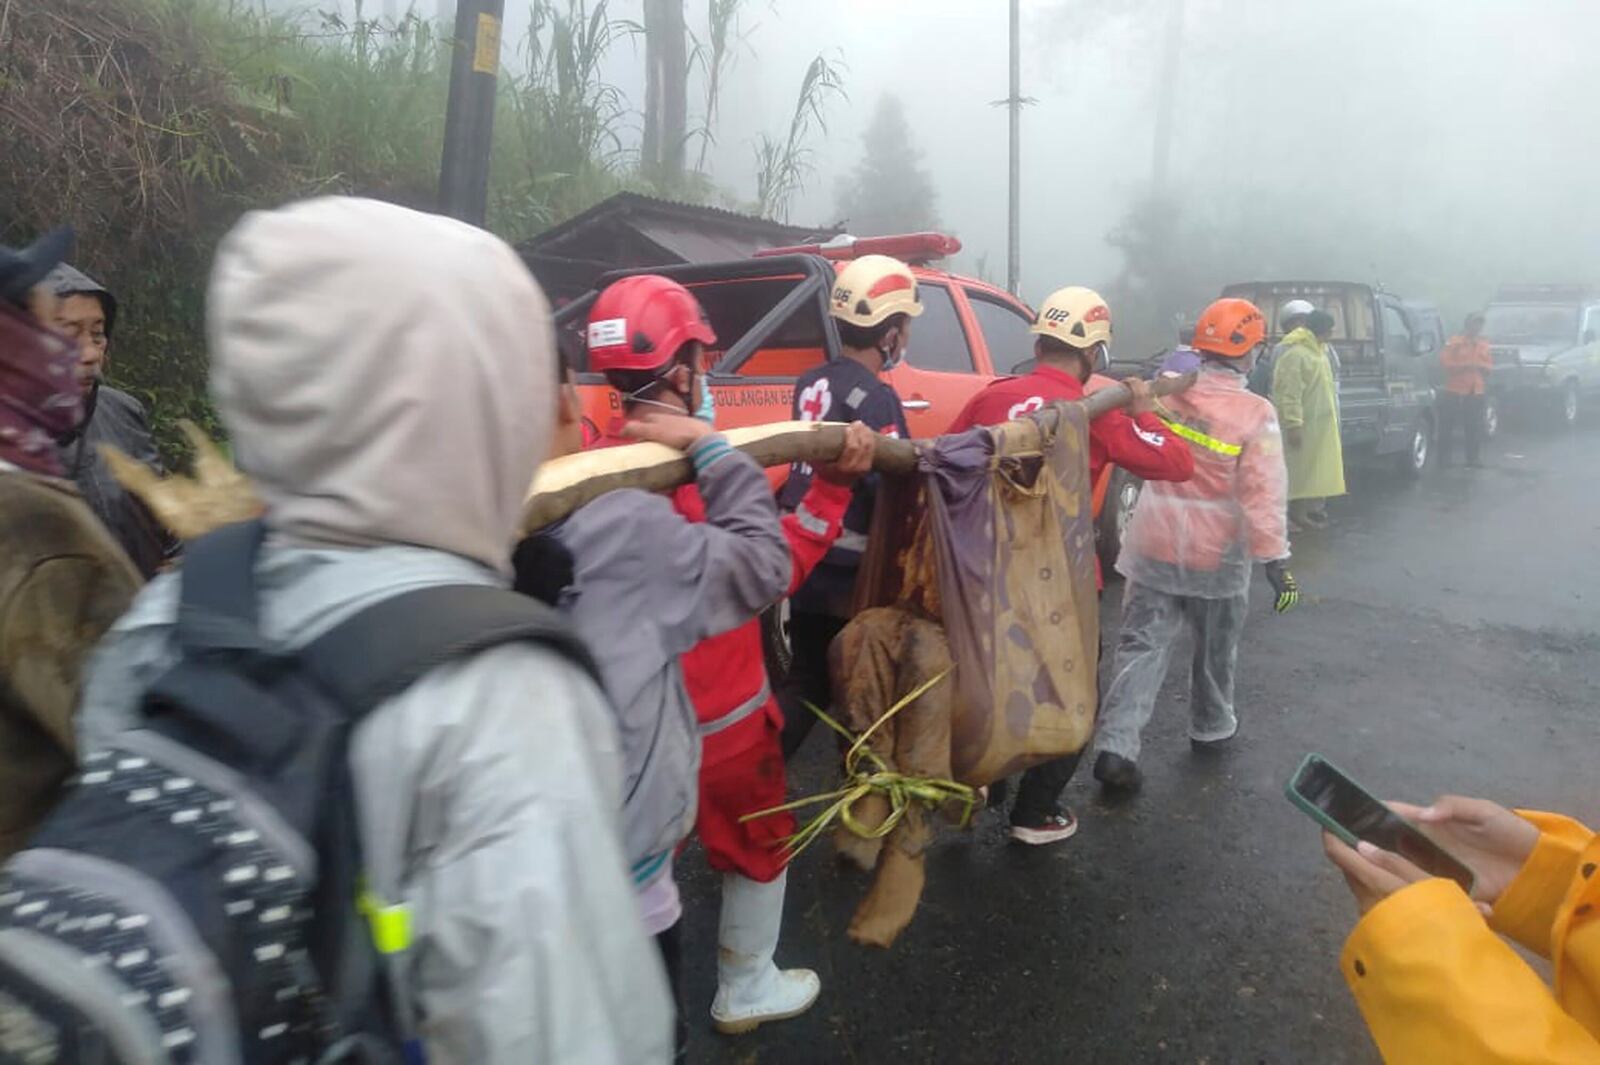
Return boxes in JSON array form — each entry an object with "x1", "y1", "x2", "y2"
[
  {"x1": 992, "y1": 0, "x2": 1034, "y2": 296},
  {"x1": 1150, "y1": 0, "x2": 1185, "y2": 196},
  {"x1": 438, "y1": 0, "x2": 505, "y2": 226},
  {"x1": 1006, "y1": 0, "x2": 1021, "y2": 296}
]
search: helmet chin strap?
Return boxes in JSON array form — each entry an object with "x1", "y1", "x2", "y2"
[
  {"x1": 625, "y1": 366, "x2": 699, "y2": 415},
  {"x1": 877, "y1": 329, "x2": 903, "y2": 371}
]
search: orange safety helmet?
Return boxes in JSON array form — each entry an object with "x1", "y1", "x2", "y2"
[
  {"x1": 1192, "y1": 298, "x2": 1267, "y2": 358},
  {"x1": 586, "y1": 274, "x2": 716, "y2": 373}
]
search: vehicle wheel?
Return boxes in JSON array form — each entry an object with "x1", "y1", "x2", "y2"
[
  {"x1": 1482, "y1": 395, "x2": 1499, "y2": 439},
  {"x1": 761, "y1": 599, "x2": 793, "y2": 689},
  {"x1": 1398, "y1": 417, "x2": 1431, "y2": 479},
  {"x1": 1560, "y1": 380, "x2": 1580, "y2": 428},
  {"x1": 1096, "y1": 469, "x2": 1142, "y2": 575}
]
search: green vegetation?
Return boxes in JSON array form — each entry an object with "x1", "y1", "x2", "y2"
[{"x1": 0, "y1": 0, "x2": 841, "y2": 459}]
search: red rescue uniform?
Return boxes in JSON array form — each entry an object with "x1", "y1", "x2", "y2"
[
  {"x1": 592, "y1": 423, "x2": 849, "y2": 880},
  {"x1": 674, "y1": 476, "x2": 852, "y2": 883},
  {"x1": 948, "y1": 364, "x2": 1195, "y2": 584}
]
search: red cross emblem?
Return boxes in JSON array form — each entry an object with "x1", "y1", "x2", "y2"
[
  {"x1": 1007, "y1": 395, "x2": 1045, "y2": 420},
  {"x1": 798, "y1": 379, "x2": 832, "y2": 422}
]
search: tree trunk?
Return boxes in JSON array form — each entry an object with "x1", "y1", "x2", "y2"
[{"x1": 641, "y1": 0, "x2": 688, "y2": 181}]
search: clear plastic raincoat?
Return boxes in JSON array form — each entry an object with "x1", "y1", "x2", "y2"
[{"x1": 1117, "y1": 365, "x2": 1290, "y2": 599}]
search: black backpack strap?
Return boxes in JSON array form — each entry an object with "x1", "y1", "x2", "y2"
[
  {"x1": 297, "y1": 584, "x2": 600, "y2": 718},
  {"x1": 173, "y1": 520, "x2": 269, "y2": 656}
]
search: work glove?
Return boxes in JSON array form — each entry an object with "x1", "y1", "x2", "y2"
[{"x1": 1264, "y1": 560, "x2": 1299, "y2": 614}]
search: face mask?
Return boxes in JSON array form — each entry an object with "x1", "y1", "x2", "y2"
[{"x1": 695, "y1": 376, "x2": 716, "y2": 424}]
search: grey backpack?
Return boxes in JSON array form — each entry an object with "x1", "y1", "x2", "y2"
[{"x1": 0, "y1": 520, "x2": 596, "y2": 1064}]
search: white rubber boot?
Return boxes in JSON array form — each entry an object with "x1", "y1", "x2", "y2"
[{"x1": 710, "y1": 871, "x2": 820, "y2": 1034}]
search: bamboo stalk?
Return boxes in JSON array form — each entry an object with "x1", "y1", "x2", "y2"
[{"x1": 521, "y1": 372, "x2": 1195, "y2": 531}]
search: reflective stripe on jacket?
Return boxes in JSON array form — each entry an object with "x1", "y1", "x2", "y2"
[
  {"x1": 1343, "y1": 811, "x2": 1600, "y2": 1063},
  {"x1": 949, "y1": 363, "x2": 1195, "y2": 587},
  {"x1": 678, "y1": 476, "x2": 851, "y2": 767},
  {"x1": 557, "y1": 436, "x2": 791, "y2": 870},
  {"x1": 1117, "y1": 365, "x2": 1289, "y2": 599}
]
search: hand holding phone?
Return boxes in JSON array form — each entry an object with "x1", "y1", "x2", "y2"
[
  {"x1": 1387, "y1": 797, "x2": 1539, "y2": 904},
  {"x1": 1287, "y1": 754, "x2": 1476, "y2": 894}
]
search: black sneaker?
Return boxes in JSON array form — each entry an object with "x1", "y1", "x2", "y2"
[
  {"x1": 1009, "y1": 808, "x2": 1079, "y2": 845},
  {"x1": 1093, "y1": 751, "x2": 1143, "y2": 794}
]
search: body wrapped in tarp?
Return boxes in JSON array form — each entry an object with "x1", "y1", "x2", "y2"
[{"x1": 828, "y1": 406, "x2": 1099, "y2": 945}]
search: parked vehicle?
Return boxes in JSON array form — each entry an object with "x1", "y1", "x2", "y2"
[
  {"x1": 1221, "y1": 281, "x2": 1439, "y2": 478},
  {"x1": 556, "y1": 233, "x2": 1131, "y2": 533},
  {"x1": 1481, "y1": 284, "x2": 1600, "y2": 428}
]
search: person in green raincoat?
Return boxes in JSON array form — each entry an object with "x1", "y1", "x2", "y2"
[{"x1": 1271, "y1": 308, "x2": 1344, "y2": 529}]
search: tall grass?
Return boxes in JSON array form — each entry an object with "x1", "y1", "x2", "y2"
[
  {"x1": 0, "y1": 0, "x2": 843, "y2": 455},
  {"x1": 754, "y1": 53, "x2": 846, "y2": 221}
]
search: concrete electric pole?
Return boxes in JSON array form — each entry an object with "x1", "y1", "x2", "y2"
[
  {"x1": 1006, "y1": 0, "x2": 1021, "y2": 296},
  {"x1": 438, "y1": 0, "x2": 505, "y2": 226}
]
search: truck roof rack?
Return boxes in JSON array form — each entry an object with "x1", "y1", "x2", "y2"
[{"x1": 1493, "y1": 283, "x2": 1596, "y2": 303}]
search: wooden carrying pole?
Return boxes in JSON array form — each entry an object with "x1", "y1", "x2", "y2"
[{"x1": 521, "y1": 373, "x2": 1196, "y2": 531}]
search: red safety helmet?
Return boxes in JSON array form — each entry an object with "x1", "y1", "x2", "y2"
[
  {"x1": 1192, "y1": 297, "x2": 1267, "y2": 358},
  {"x1": 586, "y1": 275, "x2": 716, "y2": 372}
]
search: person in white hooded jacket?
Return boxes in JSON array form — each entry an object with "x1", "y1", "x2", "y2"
[{"x1": 75, "y1": 197, "x2": 674, "y2": 1064}]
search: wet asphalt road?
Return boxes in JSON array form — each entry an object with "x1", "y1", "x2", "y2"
[{"x1": 678, "y1": 425, "x2": 1600, "y2": 1065}]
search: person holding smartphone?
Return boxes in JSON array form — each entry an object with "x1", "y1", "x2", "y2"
[{"x1": 1322, "y1": 796, "x2": 1600, "y2": 1060}]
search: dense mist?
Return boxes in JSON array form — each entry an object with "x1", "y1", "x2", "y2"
[{"x1": 288, "y1": 0, "x2": 1600, "y2": 355}]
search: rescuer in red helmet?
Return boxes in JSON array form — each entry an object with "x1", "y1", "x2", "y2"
[{"x1": 582, "y1": 274, "x2": 875, "y2": 1042}]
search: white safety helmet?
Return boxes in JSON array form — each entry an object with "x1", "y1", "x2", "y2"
[
  {"x1": 1279, "y1": 299, "x2": 1316, "y2": 326},
  {"x1": 829, "y1": 255, "x2": 924, "y2": 328},
  {"x1": 1032, "y1": 286, "x2": 1113, "y2": 350}
]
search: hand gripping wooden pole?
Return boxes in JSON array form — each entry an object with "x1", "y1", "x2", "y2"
[{"x1": 520, "y1": 372, "x2": 1196, "y2": 532}]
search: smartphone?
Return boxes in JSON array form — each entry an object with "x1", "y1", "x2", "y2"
[{"x1": 1286, "y1": 753, "x2": 1475, "y2": 894}]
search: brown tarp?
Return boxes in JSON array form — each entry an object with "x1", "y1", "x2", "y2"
[{"x1": 830, "y1": 410, "x2": 1099, "y2": 945}]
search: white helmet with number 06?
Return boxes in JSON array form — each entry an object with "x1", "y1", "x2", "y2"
[{"x1": 829, "y1": 254, "x2": 925, "y2": 328}]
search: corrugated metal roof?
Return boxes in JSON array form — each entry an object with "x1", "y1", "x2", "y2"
[{"x1": 521, "y1": 191, "x2": 837, "y2": 255}]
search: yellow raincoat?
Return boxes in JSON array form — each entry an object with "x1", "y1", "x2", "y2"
[
  {"x1": 1342, "y1": 811, "x2": 1600, "y2": 1062},
  {"x1": 1271, "y1": 327, "x2": 1346, "y2": 501}
]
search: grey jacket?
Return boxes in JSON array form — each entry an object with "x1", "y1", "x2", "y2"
[
  {"x1": 553, "y1": 441, "x2": 790, "y2": 876},
  {"x1": 47, "y1": 264, "x2": 177, "y2": 578},
  {"x1": 78, "y1": 542, "x2": 674, "y2": 1064},
  {"x1": 59, "y1": 383, "x2": 178, "y2": 578}
]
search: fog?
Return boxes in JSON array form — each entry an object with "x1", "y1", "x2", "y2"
[
  {"x1": 615, "y1": 0, "x2": 1600, "y2": 354},
  {"x1": 314, "y1": 0, "x2": 1599, "y2": 355}
]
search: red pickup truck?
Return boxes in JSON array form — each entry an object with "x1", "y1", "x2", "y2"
[{"x1": 553, "y1": 233, "x2": 1131, "y2": 566}]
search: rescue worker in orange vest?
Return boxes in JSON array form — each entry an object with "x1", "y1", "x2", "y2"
[
  {"x1": 1322, "y1": 795, "x2": 1600, "y2": 1062},
  {"x1": 776, "y1": 255, "x2": 917, "y2": 761},
  {"x1": 1437, "y1": 311, "x2": 1493, "y2": 468},
  {"x1": 946, "y1": 285, "x2": 1195, "y2": 844},
  {"x1": 1092, "y1": 298, "x2": 1299, "y2": 794},
  {"x1": 586, "y1": 275, "x2": 877, "y2": 1040}
]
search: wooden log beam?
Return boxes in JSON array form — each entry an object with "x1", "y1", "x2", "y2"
[{"x1": 521, "y1": 372, "x2": 1196, "y2": 532}]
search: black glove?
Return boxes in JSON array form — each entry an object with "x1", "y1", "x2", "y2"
[{"x1": 1264, "y1": 560, "x2": 1299, "y2": 614}]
